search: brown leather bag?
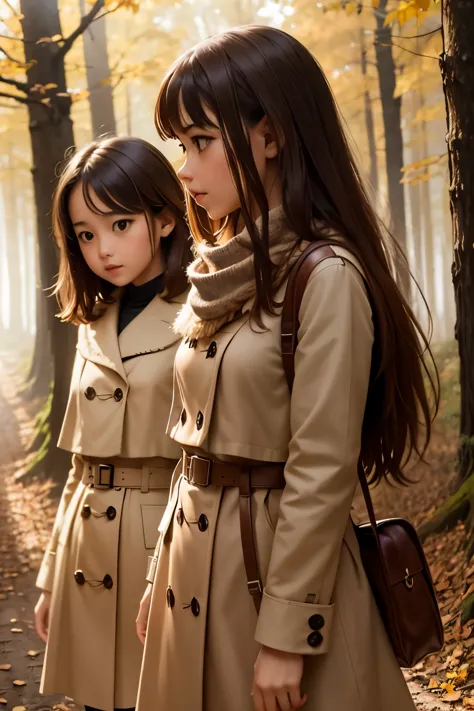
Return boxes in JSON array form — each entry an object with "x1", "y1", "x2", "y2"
[{"x1": 281, "y1": 241, "x2": 444, "y2": 668}]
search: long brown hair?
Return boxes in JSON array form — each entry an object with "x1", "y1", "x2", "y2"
[
  {"x1": 156, "y1": 25, "x2": 439, "y2": 485},
  {"x1": 53, "y1": 135, "x2": 192, "y2": 324}
]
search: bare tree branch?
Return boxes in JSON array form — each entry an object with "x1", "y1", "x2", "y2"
[
  {"x1": 56, "y1": 0, "x2": 105, "y2": 60},
  {"x1": 375, "y1": 40, "x2": 439, "y2": 60},
  {"x1": 0, "y1": 73, "x2": 28, "y2": 92},
  {"x1": 391, "y1": 26, "x2": 442, "y2": 40},
  {"x1": 1, "y1": 0, "x2": 20, "y2": 15},
  {"x1": 0, "y1": 42, "x2": 23, "y2": 63},
  {"x1": 0, "y1": 89, "x2": 45, "y2": 106}
]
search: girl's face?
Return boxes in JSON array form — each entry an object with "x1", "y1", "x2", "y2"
[
  {"x1": 69, "y1": 183, "x2": 175, "y2": 287},
  {"x1": 175, "y1": 103, "x2": 280, "y2": 222}
]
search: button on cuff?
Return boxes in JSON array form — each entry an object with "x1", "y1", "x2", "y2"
[{"x1": 254, "y1": 591, "x2": 334, "y2": 656}]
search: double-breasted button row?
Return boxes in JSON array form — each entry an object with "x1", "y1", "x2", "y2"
[
  {"x1": 84, "y1": 387, "x2": 123, "y2": 402},
  {"x1": 74, "y1": 569, "x2": 113, "y2": 589},
  {"x1": 307, "y1": 613, "x2": 325, "y2": 648},
  {"x1": 81, "y1": 504, "x2": 116, "y2": 520}
]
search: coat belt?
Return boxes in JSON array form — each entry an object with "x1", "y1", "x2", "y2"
[
  {"x1": 81, "y1": 459, "x2": 172, "y2": 492},
  {"x1": 181, "y1": 451, "x2": 286, "y2": 614}
]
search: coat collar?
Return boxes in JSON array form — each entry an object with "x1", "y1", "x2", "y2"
[{"x1": 77, "y1": 290, "x2": 188, "y2": 381}]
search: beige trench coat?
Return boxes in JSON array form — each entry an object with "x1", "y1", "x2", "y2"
[
  {"x1": 37, "y1": 291, "x2": 186, "y2": 711},
  {"x1": 137, "y1": 246, "x2": 416, "y2": 711}
]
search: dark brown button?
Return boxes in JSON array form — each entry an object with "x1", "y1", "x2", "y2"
[
  {"x1": 103, "y1": 574, "x2": 113, "y2": 589},
  {"x1": 198, "y1": 514, "x2": 208, "y2": 532},
  {"x1": 114, "y1": 388, "x2": 123, "y2": 402},
  {"x1": 84, "y1": 386, "x2": 96, "y2": 400},
  {"x1": 180, "y1": 409, "x2": 187, "y2": 425},
  {"x1": 191, "y1": 597, "x2": 200, "y2": 617},
  {"x1": 307, "y1": 631, "x2": 323, "y2": 648},
  {"x1": 196, "y1": 411, "x2": 204, "y2": 430},
  {"x1": 106, "y1": 506, "x2": 116, "y2": 521},
  {"x1": 308, "y1": 614, "x2": 325, "y2": 631},
  {"x1": 81, "y1": 504, "x2": 91, "y2": 519},
  {"x1": 206, "y1": 341, "x2": 217, "y2": 359},
  {"x1": 74, "y1": 570, "x2": 85, "y2": 585},
  {"x1": 176, "y1": 508, "x2": 184, "y2": 526},
  {"x1": 167, "y1": 586, "x2": 175, "y2": 608}
]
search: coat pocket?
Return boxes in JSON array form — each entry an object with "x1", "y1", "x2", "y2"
[
  {"x1": 140, "y1": 504, "x2": 167, "y2": 549},
  {"x1": 263, "y1": 488, "x2": 282, "y2": 533}
]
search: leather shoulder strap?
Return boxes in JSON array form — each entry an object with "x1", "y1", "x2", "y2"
[
  {"x1": 281, "y1": 241, "x2": 337, "y2": 390},
  {"x1": 281, "y1": 241, "x2": 380, "y2": 533}
]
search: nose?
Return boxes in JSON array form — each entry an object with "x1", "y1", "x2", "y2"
[
  {"x1": 98, "y1": 235, "x2": 115, "y2": 260},
  {"x1": 177, "y1": 156, "x2": 193, "y2": 184}
]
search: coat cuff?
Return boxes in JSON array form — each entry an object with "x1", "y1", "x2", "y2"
[
  {"x1": 35, "y1": 550, "x2": 57, "y2": 592},
  {"x1": 255, "y1": 591, "x2": 335, "y2": 655},
  {"x1": 146, "y1": 555, "x2": 158, "y2": 584}
]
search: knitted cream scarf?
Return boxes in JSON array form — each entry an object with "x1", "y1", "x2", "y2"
[{"x1": 174, "y1": 206, "x2": 301, "y2": 339}]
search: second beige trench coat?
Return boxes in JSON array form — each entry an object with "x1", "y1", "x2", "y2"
[
  {"x1": 37, "y1": 290, "x2": 186, "y2": 711},
  {"x1": 137, "y1": 245, "x2": 417, "y2": 711}
]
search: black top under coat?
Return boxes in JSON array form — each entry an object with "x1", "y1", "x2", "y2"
[{"x1": 118, "y1": 273, "x2": 164, "y2": 335}]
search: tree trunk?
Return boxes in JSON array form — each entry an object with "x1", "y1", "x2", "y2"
[
  {"x1": 3, "y1": 150, "x2": 24, "y2": 348},
  {"x1": 360, "y1": 28, "x2": 379, "y2": 197},
  {"x1": 421, "y1": 0, "x2": 474, "y2": 622},
  {"x1": 408, "y1": 92, "x2": 424, "y2": 307},
  {"x1": 79, "y1": 0, "x2": 116, "y2": 137},
  {"x1": 19, "y1": 0, "x2": 87, "y2": 480},
  {"x1": 419, "y1": 100, "x2": 436, "y2": 331},
  {"x1": 374, "y1": 0, "x2": 409, "y2": 294},
  {"x1": 439, "y1": 0, "x2": 474, "y2": 482}
]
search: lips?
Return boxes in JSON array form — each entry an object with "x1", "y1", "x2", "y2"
[
  {"x1": 105, "y1": 265, "x2": 122, "y2": 272},
  {"x1": 190, "y1": 190, "x2": 207, "y2": 202}
]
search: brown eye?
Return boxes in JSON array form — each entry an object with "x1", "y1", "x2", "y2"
[
  {"x1": 79, "y1": 231, "x2": 94, "y2": 243},
  {"x1": 113, "y1": 219, "x2": 132, "y2": 233}
]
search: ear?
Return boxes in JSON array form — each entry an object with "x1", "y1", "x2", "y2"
[
  {"x1": 155, "y1": 207, "x2": 176, "y2": 238},
  {"x1": 256, "y1": 116, "x2": 279, "y2": 160}
]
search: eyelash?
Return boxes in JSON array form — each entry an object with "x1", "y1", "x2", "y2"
[
  {"x1": 178, "y1": 136, "x2": 213, "y2": 154},
  {"x1": 77, "y1": 219, "x2": 133, "y2": 243}
]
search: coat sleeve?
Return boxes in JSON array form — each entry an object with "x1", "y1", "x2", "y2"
[
  {"x1": 36, "y1": 453, "x2": 84, "y2": 592},
  {"x1": 254, "y1": 258, "x2": 374, "y2": 655}
]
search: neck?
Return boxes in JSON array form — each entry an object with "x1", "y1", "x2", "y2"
[{"x1": 132, "y1": 249, "x2": 164, "y2": 286}]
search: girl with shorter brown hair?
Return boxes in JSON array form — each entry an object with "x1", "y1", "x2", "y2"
[
  {"x1": 34, "y1": 135, "x2": 192, "y2": 711},
  {"x1": 136, "y1": 26, "x2": 439, "y2": 711}
]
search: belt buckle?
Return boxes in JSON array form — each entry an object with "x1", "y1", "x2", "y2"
[
  {"x1": 94, "y1": 464, "x2": 115, "y2": 489},
  {"x1": 189, "y1": 455, "x2": 211, "y2": 487}
]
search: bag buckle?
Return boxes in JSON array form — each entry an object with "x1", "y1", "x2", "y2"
[
  {"x1": 94, "y1": 464, "x2": 115, "y2": 489},
  {"x1": 247, "y1": 579, "x2": 263, "y2": 596}
]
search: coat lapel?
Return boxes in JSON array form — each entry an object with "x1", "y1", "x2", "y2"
[
  {"x1": 77, "y1": 298, "x2": 127, "y2": 382},
  {"x1": 118, "y1": 292, "x2": 186, "y2": 362}
]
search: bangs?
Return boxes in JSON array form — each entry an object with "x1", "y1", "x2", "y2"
[
  {"x1": 80, "y1": 151, "x2": 162, "y2": 216},
  {"x1": 156, "y1": 53, "x2": 219, "y2": 139}
]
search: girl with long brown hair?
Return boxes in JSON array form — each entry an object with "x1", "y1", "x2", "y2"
[
  {"x1": 34, "y1": 135, "x2": 192, "y2": 711},
  {"x1": 136, "y1": 26, "x2": 437, "y2": 711}
]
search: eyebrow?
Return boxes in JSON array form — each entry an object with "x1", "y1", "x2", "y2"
[{"x1": 72, "y1": 211, "x2": 132, "y2": 227}]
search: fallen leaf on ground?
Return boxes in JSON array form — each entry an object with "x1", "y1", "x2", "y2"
[
  {"x1": 12, "y1": 707, "x2": 26, "y2": 711},
  {"x1": 445, "y1": 690, "x2": 462, "y2": 702},
  {"x1": 428, "y1": 677, "x2": 439, "y2": 688},
  {"x1": 10, "y1": 628, "x2": 22, "y2": 634},
  {"x1": 26, "y1": 650, "x2": 40, "y2": 658},
  {"x1": 0, "y1": 700, "x2": 6, "y2": 705},
  {"x1": 12, "y1": 680, "x2": 26, "y2": 686},
  {"x1": 463, "y1": 698, "x2": 474, "y2": 708}
]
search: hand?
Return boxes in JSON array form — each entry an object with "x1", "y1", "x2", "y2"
[
  {"x1": 136, "y1": 583, "x2": 153, "y2": 645},
  {"x1": 34, "y1": 591, "x2": 51, "y2": 643},
  {"x1": 252, "y1": 645, "x2": 307, "y2": 711}
]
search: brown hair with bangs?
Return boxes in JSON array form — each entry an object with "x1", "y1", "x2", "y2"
[
  {"x1": 53, "y1": 135, "x2": 192, "y2": 324},
  {"x1": 155, "y1": 25, "x2": 439, "y2": 486}
]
